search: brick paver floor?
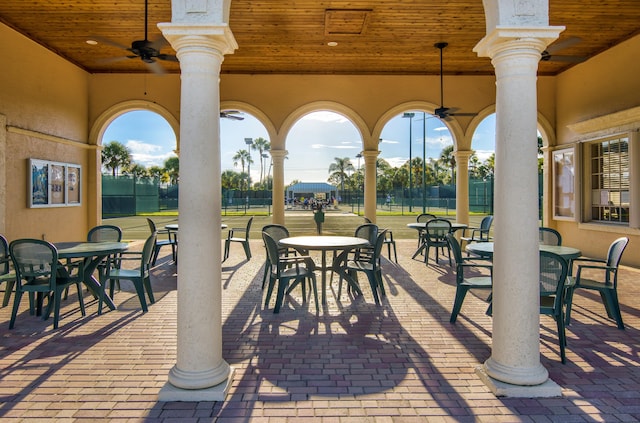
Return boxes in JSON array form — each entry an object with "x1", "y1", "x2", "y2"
[{"x1": 1, "y1": 239, "x2": 640, "y2": 422}]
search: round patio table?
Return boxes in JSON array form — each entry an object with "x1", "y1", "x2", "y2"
[
  {"x1": 466, "y1": 241, "x2": 581, "y2": 261},
  {"x1": 55, "y1": 241, "x2": 129, "y2": 311},
  {"x1": 165, "y1": 223, "x2": 227, "y2": 230},
  {"x1": 279, "y1": 236, "x2": 370, "y2": 305}
]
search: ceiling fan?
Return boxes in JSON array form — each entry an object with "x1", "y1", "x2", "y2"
[
  {"x1": 220, "y1": 110, "x2": 245, "y2": 121},
  {"x1": 541, "y1": 37, "x2": 586, "y2": 63},
  {"x1": 433, "y1": 42, "x2": 477, "y2": 120},
  {"x1": 93, "y1": 0, "x2": 177, "y2": 74}
]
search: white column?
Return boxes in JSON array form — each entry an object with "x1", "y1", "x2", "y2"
[
  {"x1": 455, "y1": 150, "x2": 472, "y2": 226},
  {"x1": 474, "y1": 27, "x2": 563, "y2": 394},
  {"x1": 158, "y1": 23, "x2": 237, "y2": 401},
  {"x1": 271, "y1": 149, "x2": 287, "y2": 225},
  {"x1": 363, "y1": 150, "x2": 379, "y2": 223}
]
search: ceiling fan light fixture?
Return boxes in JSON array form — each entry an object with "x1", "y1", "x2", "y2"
[
  {"x1": 86, "y1": 39, "x2": 98, "y2": 45},
  {"x1": 327, "y1": 41, "x2": 338, "y2": 47}
]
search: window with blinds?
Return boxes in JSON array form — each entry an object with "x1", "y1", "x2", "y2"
[{"x1": 590, "y1": 136, "x2": 629, "y2": 223}]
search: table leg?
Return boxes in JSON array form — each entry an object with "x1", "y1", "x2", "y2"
[
  {"x1": 83, "y1": 255, "x2": 116, "y2": 311},
  {"x1": 321, "y1": 250, "x2": 327, "y2": 304}
]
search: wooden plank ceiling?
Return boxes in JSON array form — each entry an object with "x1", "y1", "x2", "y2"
[{"x1": 0, "y1": 0, "x2": 638, "y2": 76}]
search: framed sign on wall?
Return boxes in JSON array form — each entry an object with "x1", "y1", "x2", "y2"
[{"x1": 29, "y1": 159, "x2": 81, "y2": 208}]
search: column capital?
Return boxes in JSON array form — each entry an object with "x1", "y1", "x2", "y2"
[
  {"x1": 158, "y1": 23, "x2": 238, "y2": 56},
  {"x1": 454, "y1": 149, "x2": 473, "y2": 161},
  {"x1": 474, "y1": 26, "x2": 564, "y2": 59},
  {"x1": 362, "y1": 150, "x2": 380, "y2": 162},
  {"x1": 270, "y1": 149, "x2": 288, "y2": 160}
]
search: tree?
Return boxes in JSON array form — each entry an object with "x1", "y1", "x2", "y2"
[
  {"x1": 251, "y1": 137, "x2": 270, "y2": 185},
  {"x1": 328, "y1": 157, "x2": 354, "y2": 195},
  {"x1": 439, "y1": 144, "x2": 456, "y2": 185},
  {"x1": 164, "y1": 156, "x2": 180, "y2": 185},
  {"x1": 221, "y1": 170, "x2": 242, "y2": 190},
  {"x1": 232, "y1": 149, "x2": 253, "y2": 190},
  {"x1": 148, "y1": 166, "x2": 169, "y2": 184},
  {"x1": 102, "y1": 141, "x2": 131, "y2": 177},
  {"x1": 127, "y1": 163, "x2": 149, "y2": 179}
]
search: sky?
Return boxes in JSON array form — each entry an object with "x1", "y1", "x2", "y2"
[{"x1": 102, "y1": 110, "x2": 496, "y2": 185}]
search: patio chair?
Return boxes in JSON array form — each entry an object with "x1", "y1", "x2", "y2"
[
  {"x1": 565, "y1": 237, "x2": 629, "y2": 329},
  {"x1": 223, "y1": 217, "x2": 253, "y2": 262},
  {"x1": 9, "y1": 238, "x2": 86, "y2": 329},
  {"x1": 1, "y1": 234, "x2": 16, "y2": 307},
  {"x1": 338, "y1": 230, "x2": 388, "y2": 305},
  {"x1": 446, "y1": 233, "x2": 493, "y2": 323},
  {"x1": 146, "y1": 218, "x2": 177, "y2": 265},
  {"x1": 539, "y1": 227, "x2": 562, "y2": 246},
  {"x1": 539, "y1": 250, "x2": 570, "y2": 363},
  {"x1": 100, "y1": 232, "x2": 157, "y2": 314},
  {"x1": 262, "y1": 232, "x2": 318, "y2": 313},
  {"x1": 422, "y1": 218, "x2": 452, "y2": 266},
  {"x1": 461, "y1": 215, "x2": 494, "y2": 253},
  {"x1": 364, "y1": 217, "x2": 397, "y2": 262},
  {"x1": 261, "y1": 224, "x2": 297, "y2": 289},
  {"x1": 415, "y1": 213, "x2": 436, "y2": 250}
]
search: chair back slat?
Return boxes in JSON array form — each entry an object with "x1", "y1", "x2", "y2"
[
  {"x1": 417, "y1": 213, "x2": 436, "y2": 223},
  {"x1": 0, "y1": 234, "x2": 10, "y2": 275},
  {"x1": 10, "y1": 239, "x2": 57, "y2": 289},
  {"x1": 539, "y1": 251, "x2": 568, "y2": 314},
  {"x1": 539, "y1": 227, "x2": 562, "y2": 246},
  {"x1": 607, "y1": 237, "x2": 629, "y2": 268},
  {"x1": 354, "y1": 223, "x2": 378, "y2": 245},
  {"x1": 262, "y1": 224, "x2": 290, "y2": 243},
  {"x1": 142, "y1": 232, "x2": 158, "y2": 270}
]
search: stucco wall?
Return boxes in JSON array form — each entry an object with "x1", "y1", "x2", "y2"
[
  {"x1": 0, "y1": 24, "x2": 91, "y2": 242},
  {"x1": 555, "y1": 34, "x2": 640, "y2": 266}
]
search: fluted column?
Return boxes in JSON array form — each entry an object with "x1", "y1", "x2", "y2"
[
  {"x1": 158, "y1": 22, "x2": 237, "y2": 401},
  {"x1": 474, "y1": 27, "x2": 563, "y2": 394},
  {"x1": 455, "y1": 150, "x2": 472, "y2": 226},
  {"x1": 271, "y1": 149, "x2": 287, "y2": 225}
]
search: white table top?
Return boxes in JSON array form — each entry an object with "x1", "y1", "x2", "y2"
[{"x1": 279, "y1": 236, "x2": 369, "y2": 250}]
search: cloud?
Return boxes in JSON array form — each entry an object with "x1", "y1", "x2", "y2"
[
  {"x1": 380, "y1": 138, "x2": 399, "y2": 144},
  {"x1": 126, "y1": 139, "x2": 176, "y2": 167},
  {"x1": 311, "y1": 143, "x2": 359, "y2": 150}
]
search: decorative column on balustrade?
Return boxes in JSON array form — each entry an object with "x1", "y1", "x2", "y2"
[
  {"x1": 158, "y1": 12, "x2": 238, "y2": 400},
  {"x1": 474, "y1": 19, "x2": 564, "y2": 395}
]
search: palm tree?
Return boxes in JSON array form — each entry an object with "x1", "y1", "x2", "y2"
[
  {"x1": 233, "y1": 149, "x2": 253, "y2": 190},
  {"x1": 328, "y1": 157, "x2": 354, "y2": 196},
  {"x1": 439, "y1": 144, "x2": 456, "y2": 185},
  {"x1": 102, "y1": 141, "x2": 131, "y2": 177},
  {"x1": 164, "y1": 157, "x2": 180, "y2": 185},
  {"x1": 251, "y1": 137, "x2": 270, "y2": 185},
  {"x1": 126, "y1": 163, "x2": 149, "y2": 179},
  {"x1": 221, "y1": 170, "x2": 242, "y2": 190}
]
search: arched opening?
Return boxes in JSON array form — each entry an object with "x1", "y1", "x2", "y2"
[
  {"x1": 379, "y1": 110, "x2": 454, "y2": 215},
  {"x1": 100, "y1": 109, "x2": 178, "y2": 217},
  {"x1": 469, "y1": 113, "x2": 496, "y2": 216}
]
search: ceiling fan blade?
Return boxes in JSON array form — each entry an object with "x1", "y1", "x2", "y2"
[
  {"x1": 545, "y1": 36, "x2": 582, "y2": 54},
  {"x1": 89, "y1": 35, "x2": 131, "y2": 51},
  {"x1": 543, "y1": 55, "x2": 586, "y2": 63},
  {"x1": 449, "y1": 112, "x2": 478, "y2": 117},
  {"x1": 157, "y1": 54, "x2": 179, "y2": 62},
  {"x1": 145, "y1": 60, "x2": 166, "y2": 74},
  {"x1": 220, "y1": 112, "x2": 245, "y2": 121}
]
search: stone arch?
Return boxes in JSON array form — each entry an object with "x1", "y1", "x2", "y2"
[
  {"x1": 220, "y1": 100, "x2": 278, "y2": 144},
  {"x1": 89, "y1": 100, "x2": 179, "y2": 148},
  {"x1": 279, "y1": 101, "x2": 369, "y2": 150},
  {"x1": 372, "y1": 101, "x2": 465, "y2": 152}
]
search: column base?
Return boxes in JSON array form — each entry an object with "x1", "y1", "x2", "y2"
[
  {"x1": 476, "y1": 365, "x2": 561, "y2": 398},
  {"x1": 158, "y1": 367, "x2": 235, "y2": 402}
]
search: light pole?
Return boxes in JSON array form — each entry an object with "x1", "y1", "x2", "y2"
[
  {"x1": 262, "y1": 152, "x2": 272, "y2": 214},
  {"x1": 402, "y1": 112, "x2": 415, "y2": 212},
  {"x1": 244, "y1": 137, "x2": 253, "y2": 213},
  {"x1": 356, "y1": 152, "x2": 362, "y2": 215}
]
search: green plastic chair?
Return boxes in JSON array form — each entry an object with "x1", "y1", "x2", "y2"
[
  {"x1": 539, "y1": 250, "x2": 570, "y2": 364},
  {"x1": 261, "y1": 224, "x2": 297, "y2": 289},
  {"x1": 100, "y1": 232, "x2": 157, "y2": 314},
  {"x1": 262, "y1": 232, "x2": 318, "y2": 313},
  {"x1": 461, "y1": 215, "x2": 494, "y2": 253},
  {"x1": 446, "y1": 233, "x2": 493, "y2": 323},
  {"x1": 338, "y1": 230, "x2": 388, "y2": 305},
  {"x1": 0, "y1": 234, "x2": 17, "y2": 307},
  {"x1": 146, "y1": 218, "x2": 177, "y2": 265},
  {"x1": 223, "y1": 217, "x2": 253, "y2": 262},
  {"x1": 539, "y1": 227, "x2": 562, "y2": 246},
  {"x1": 422, "y1": 218, "x2": 452, "y2": 265},
  {"x1": 565, "y1": 237, "x2": 629, "y2": 329},
  {"x1": 9, "y1": 239, "x2": 86, "y2": 329}
]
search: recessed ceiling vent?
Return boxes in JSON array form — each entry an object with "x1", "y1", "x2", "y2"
[{"x1": 324, "y1": 9, "x2": 372, "y2": 35}]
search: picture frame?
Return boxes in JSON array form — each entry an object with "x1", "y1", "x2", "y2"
[
  {"x1": 28, "y1": 159, "x2": 82, "y2": 208},
  {"x1": 29, "y1": 159, "x2": 49, "y2": 207},
  {"x1": 552, "y1": 148, "x2": 575, "y2": 220}
]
